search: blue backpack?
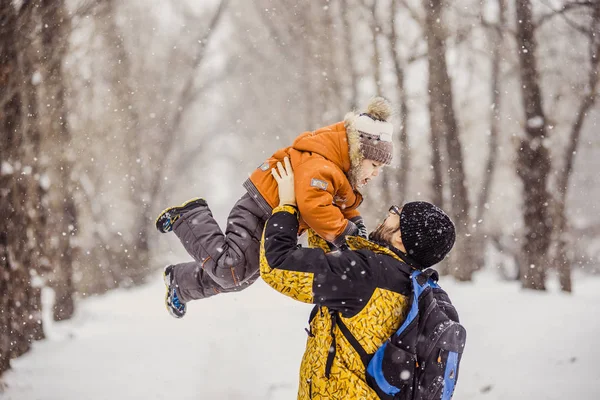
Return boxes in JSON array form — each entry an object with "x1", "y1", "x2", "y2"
[{"x1": 334, "y1": 268, "x2": 466, "y2": 400}]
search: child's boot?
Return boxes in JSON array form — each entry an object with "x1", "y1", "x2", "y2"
[
  {"x1": 155, "y1": 197, "x2": 207, "y2": 233},
  {"x1": 163, "y1": 265, "x2": 187, "y2": 318}
]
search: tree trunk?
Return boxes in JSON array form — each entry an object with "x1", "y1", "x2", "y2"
[
  {"x1": 423, "y1": 0, "x2": 445, "y2": 211},
  {"x1": 339, "y1": 0, "x2": 359, "y2": 110},
  {"x1": 368, "y1": 0, "x2": 383, "y2": 96},
  {"x1": 322, "y1": 3, "x2": 344, "y2": 118},
  {"x1": 19, "y1": 0, "x2": 47, "y2": 341},
  {"x1": 389, "y1": 0, "x2": 409, "y2": 204},
  {"x1": 1, "y1": 0, "x2": 32, "y2": 375},
  {"x1": 424, "y1": 0, "x2": 474, "y2": 280},
  {"x1": 477, "y1": 0, "x2": 506, "y2": 223},
  {"x1": 514, "y1": 0, "x2": 552, "y2": 290},
  {"x1": 100, "y1": 0, "x2": 148, "y2": 286},
  {"x1": 553, "y1": 2, "x2": 600, "y2": 293},
  {"x1": 365, "y1": 0, "x2": 393, "y2": 206},
  {"x1": 39, "y1": 0, "x2": 77, "y2": 319}
]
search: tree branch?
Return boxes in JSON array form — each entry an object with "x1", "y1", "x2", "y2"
[
  {"x1": 398, "y1": 0, "x2": 424, "y2": 27},
  {"x1": 178, "y1": 0, "x2": 230, "y2": 110},
  {"x1": 557, "y1": 0, "x2": 600, "y2": 198},
  {"x1": 151, "y1": 0, "x2": 229, "y2": 202},
  {"x1": 537, "y1": 0, "x2": 594, "y2": 28}
]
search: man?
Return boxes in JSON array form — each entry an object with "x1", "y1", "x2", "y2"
[{"x1": 260, "y1": 158, "x2": 456, "y2": 399}]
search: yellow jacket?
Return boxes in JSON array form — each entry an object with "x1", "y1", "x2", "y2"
[{"x1": 260, "y1": 205, "x2": 414, "y2": 399}]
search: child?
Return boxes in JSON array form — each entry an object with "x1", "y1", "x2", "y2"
[{"x1": 156, "y1": 97, "x2": 394, "y2": 318}]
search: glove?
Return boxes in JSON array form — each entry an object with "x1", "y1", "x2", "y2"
[{"x1": 352, "y1": 217, "x2": 368, "y2": 240}]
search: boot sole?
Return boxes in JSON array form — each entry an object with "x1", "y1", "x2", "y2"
[{"x1": 155, "y1": 197, "x2": 205, "y2": 233}]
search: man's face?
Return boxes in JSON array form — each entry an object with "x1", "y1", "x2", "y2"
[{"x1": 369, "y1": 206, "x2": 401, "y2": 245}]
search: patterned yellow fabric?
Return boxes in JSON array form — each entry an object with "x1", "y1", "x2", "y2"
[
  {"x1": 346, "y1": 235, "x2": 403, "y2": 260},
  {"x1": 307, "y1": 229, "x2": 331, "y2": 252},
  {"x1": 297, "y1": 289, "x2": 409, "y2": 399},
  {"x1": 262, "y1": 220, "x2": 411, "y2": 399},
  {"x1": 273, "y1": 204, "x2": 299, "y2": 216},
  {"x1": 260, "y1": 205, "x2": 314, "y2": 304}
]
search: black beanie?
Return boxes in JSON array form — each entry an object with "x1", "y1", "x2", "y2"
[{"x1": 399, "y1": 201, "x2": 456, "y2": 269}]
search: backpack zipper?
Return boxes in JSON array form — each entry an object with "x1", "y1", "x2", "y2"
[{"x1": 422, "y1": 322, "x2": 456, "y2": 364}]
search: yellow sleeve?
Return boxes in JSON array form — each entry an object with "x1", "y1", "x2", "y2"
[{"x1": 259, "y1": 205, "x2": 314, "y2": 304}]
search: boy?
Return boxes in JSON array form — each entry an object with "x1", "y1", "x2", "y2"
[{"x1": 156, "y1": 97, "x2": 394, "y2": 318}]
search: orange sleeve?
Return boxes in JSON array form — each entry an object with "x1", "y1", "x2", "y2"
[
  {"x1": 294, "y1": 160, "x2": 358, "y2": 247},
  {"x1": 342, "y1": 208, "x2": 361, "y2": 220}
]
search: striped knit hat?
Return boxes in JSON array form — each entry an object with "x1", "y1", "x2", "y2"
[{"x1": 356, "y1": 97, "x2": 394, "y2": 165}]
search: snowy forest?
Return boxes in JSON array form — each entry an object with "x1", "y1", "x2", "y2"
[{"x1": 1, "y1": 0, "x2": 600, "y2": 398}]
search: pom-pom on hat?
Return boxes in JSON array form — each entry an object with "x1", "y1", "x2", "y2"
[{"x1": 355, "y1": 97, "x2": 394, "y2": 165}]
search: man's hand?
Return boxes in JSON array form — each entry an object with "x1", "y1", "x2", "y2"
[{"x1": 272, "y1": 156, "x2": 296, "y2": 207}]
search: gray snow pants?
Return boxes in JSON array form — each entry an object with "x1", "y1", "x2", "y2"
[{"x1": 170, "y1": 193, "x2": 270, "y2": 303}]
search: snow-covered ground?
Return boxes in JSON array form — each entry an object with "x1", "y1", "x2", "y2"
[{"x1": 2, "y1": 270, "x2": 600, "y2": 400}]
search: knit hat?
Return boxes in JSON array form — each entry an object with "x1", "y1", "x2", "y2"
[
  {"x1": 399, "y1": 201, "x2": 456, "y2": 269},
  {"x1": 356, "y1": 97, "x2": 394, "y2": 165}
]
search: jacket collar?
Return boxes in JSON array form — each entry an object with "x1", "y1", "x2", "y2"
[{"x1": 346, "y1": 236, "x2": 423, "y2": 270}]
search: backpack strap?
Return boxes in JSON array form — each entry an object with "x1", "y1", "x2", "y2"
[
  {"x1": 335, "y1": 313, "x2": 372, "y2": 367},
  {"x1": 324, "y1": 310, "x2": 373, "y2": 378},
  {"x1": 393, "y1": 270, "x2": 432, "y2": 339},
  {"x1": 305, "y1": 305, "x2": 319, "y2": 337},
  {"x1": 324, "y1": 310, "x2": 338, "y2": 378}
]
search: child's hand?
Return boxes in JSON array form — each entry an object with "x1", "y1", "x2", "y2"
[{"x1": 272, "y1": 157, "x2": 296, "y2": 207}]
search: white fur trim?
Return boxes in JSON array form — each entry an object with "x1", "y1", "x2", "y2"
[
  {"x1": 344, "y1": 112, "x2": 364, "y2": 188},
  {"x1": 354, "y1": 115, "x2": 393, "y2": 142}
]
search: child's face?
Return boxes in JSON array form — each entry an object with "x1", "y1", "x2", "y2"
[{"x1": 357, "y1": 159, "x2": 384, "y2": 188}]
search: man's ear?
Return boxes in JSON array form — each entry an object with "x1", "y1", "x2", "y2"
[{"x1": 391, "y1": 231, "x2": 406, "y2": 253}]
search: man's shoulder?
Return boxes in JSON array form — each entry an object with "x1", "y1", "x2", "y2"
[{"x1": 339, "y1": 244, "x2": 413, "y2": 294}]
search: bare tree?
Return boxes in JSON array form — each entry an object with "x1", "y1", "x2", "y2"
[
  {"x1": 477, "y1": 0, "x2": 507, "y2": 223},
  {"x1": 553, "y1": 1, "x2": 600, "y2": 292},
  {"x1": 423, "y1": 0, "x2": 446, "y2": 211},
  {"x1": 339, "y1": 0, "x2": 360, "y2": 109},
  {"x1": 390, "y1": 0, "x2": 408, "y2": 204},
  {"x1": 0, "y1": 1, "x2": 24, "y2": 374},
  {"x1": 423, "y1": 0, "x2": 475, "y2": 280},
  {"x1": 361, "y1": 0, "x2": 394, "y2": 206},
  {"x1": 18, "y1": 0, "x2": 47, "y2": 342},
  {"x1": 37, "y1": 0, "x2": 78, "y2": 319},
  {"x1": 364, "y1": 0, "x2": 384, "y2": 95},
  {"x1": 514, "y1": 0, "x2": 553, "y2": 290},
  {"x1": 148, "y1": 0, "x2": 230, "y2": 229},
  {"x1": 388, "y1": 0, "x2": 417, "y2": 205},
  {"x1": 0, "y1": 0, "x2": 48, "y2": 376}
]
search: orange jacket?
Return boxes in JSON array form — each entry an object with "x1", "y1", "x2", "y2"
[{"x1": 243, "y1": 120, "x2": 363, "y2": 247}]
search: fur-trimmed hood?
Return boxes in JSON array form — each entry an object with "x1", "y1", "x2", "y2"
[{"x1": 343, "y1": 112, "x2": 365, "y2": 188}]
